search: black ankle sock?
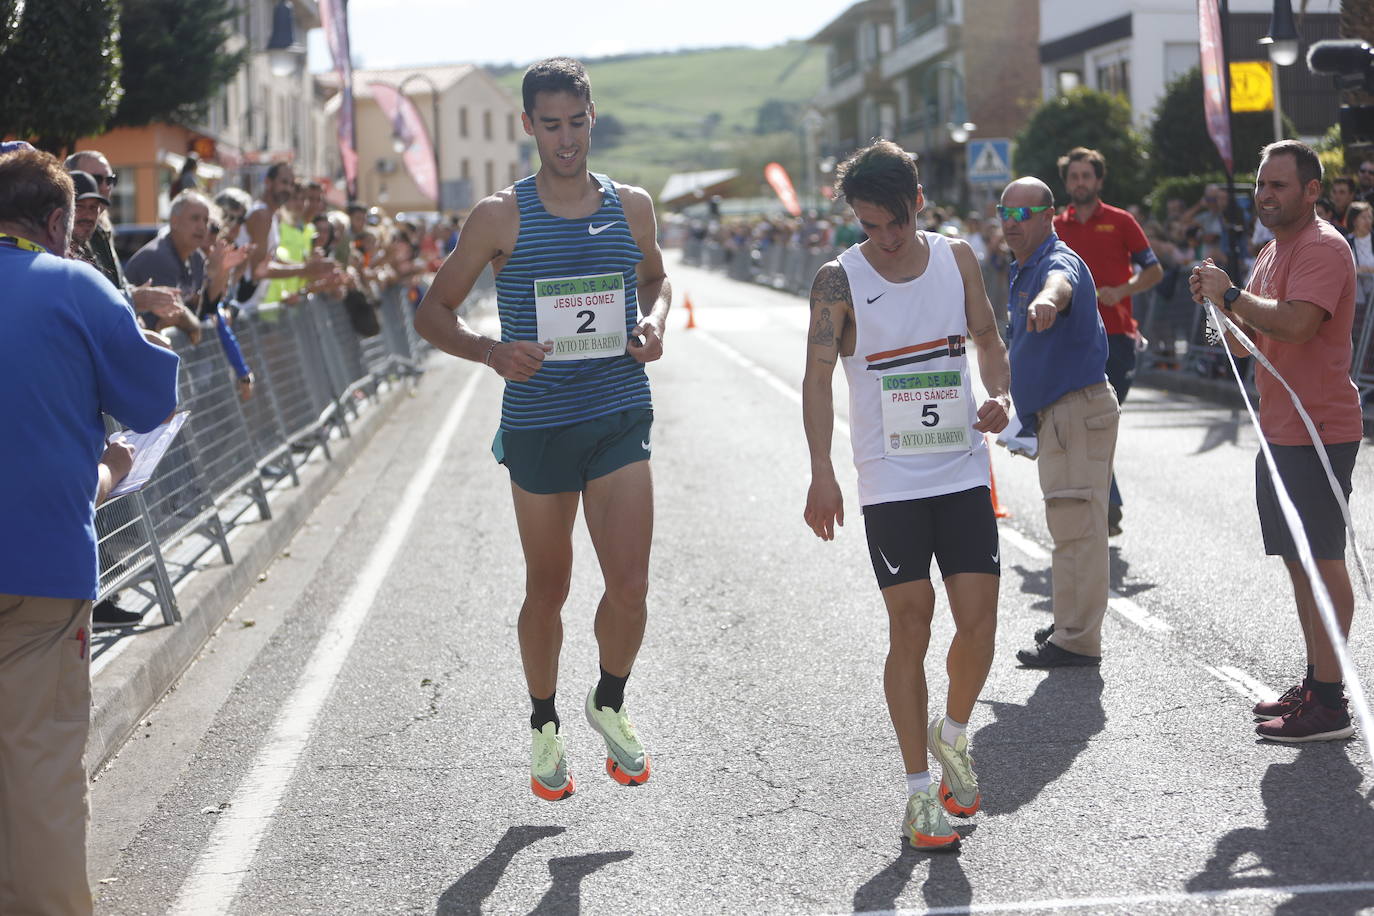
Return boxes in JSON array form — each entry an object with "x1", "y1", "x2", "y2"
[
  {"x1": 594, "y1": 666, "x2": 629, "y2": 712},
  {"x1": 530, "y1": 693, "x2": 559, "y2": 731},
  {"x1": 1310, "y1": 679, "x2": 1344, "y2": 710},
  {"x1": 1304, "y1": 664, "x2": 1315, "y2": 686}
]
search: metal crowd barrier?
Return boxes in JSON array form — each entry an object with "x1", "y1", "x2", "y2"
[{"x1": 93, "y1": 278, "x2": 481, "y2": 625}]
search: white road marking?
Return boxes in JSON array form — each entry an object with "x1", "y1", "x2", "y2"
[
  {"x1": 997, "y1": 525, "x2": 1048, "y2": 561},
  {"x1": 167, "y1": 369, "x2": 483, "y2": 916},
  {"x1": 846, "y1": 880, "x2": 1374, "y2": 915},
  {"x1": 1204, "y1": 664, "x2": 1279, "y2": 704}
]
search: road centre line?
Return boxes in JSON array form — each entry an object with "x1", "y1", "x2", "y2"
[
  {"x1": 845, "y1": 879, "x2": 1374, "y2": 915},
  {"x1": 168, "y1": 368, "x2": 484, "y2": 916}
]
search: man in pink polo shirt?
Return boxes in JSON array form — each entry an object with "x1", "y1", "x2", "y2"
[{"x1": 1190, "y1": 140, "x2": 1361, "y2": 743}]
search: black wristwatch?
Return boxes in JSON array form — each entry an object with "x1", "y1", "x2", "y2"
[{"x1": 1222, "y1": 286, "x2": 1242, "y2": 310}]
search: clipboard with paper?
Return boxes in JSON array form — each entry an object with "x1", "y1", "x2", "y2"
[{"x1": 107, "y1": 411, "x2": 190, "y2": 498}]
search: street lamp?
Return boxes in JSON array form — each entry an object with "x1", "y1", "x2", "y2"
[
  {"x1": 1260, "y1": 0, "x2": 1301, "y2": 140},
  {"x1": 266, "y1": 0, "x2": 305, "y2": 78},
  {"x1": 388, "y1": 73, "x2": 444, "y2": 210}
]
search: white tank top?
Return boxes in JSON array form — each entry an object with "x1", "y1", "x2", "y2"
[{"x1": 839, "y1": 232, "x2": 989, "y2": 507}]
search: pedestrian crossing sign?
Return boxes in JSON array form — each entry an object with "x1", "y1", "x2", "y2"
[{"x1": 967, "y1": 138, "x2": 1012, "y2": 185}]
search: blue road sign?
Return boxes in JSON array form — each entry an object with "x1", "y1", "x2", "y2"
[{"x1": 967, "y1": 138, "x2": 1012, "y2": 185}]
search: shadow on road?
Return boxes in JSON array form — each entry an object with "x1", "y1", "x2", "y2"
[
  {"x1": 1193, "y1": 409, "x2": 1244, "y2": 454},
  {"x1": 1009, "y1": 562, "x2": 1052, "y2": 614},
  {"x1": 851, "y1": 835, "x2": 972, "y2": 913},
  {"x1": 436, "y1": 824, "x2": 566, "y2": 915},
  {"x1": 975, "y1": 670, "x2": 1106, "y2": 816},
  {"x1": 529, "y1": 850, "x2": 635, "y2": 915},
  {"x1": 1186, "y1": 746, "x2": 1374, "y2": 915}
]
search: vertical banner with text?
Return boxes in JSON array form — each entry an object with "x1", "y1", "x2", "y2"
[
  {"x1": 1198, "y1": 0, "x2": 1233, "y2": 174},
  {"x1": 369, "y1": 82, "x2": 439, "y2": 205},
  {"x1": 319, "y1": 0, "x2": 358, "y2": 200}
]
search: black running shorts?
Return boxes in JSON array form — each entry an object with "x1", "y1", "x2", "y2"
[
  {"x1": 1255, "y1": 441, "x2": 1358, "y2": 561},
  {"x1": 862, "y1": 486, "x2": 1001, "y2": 589}
]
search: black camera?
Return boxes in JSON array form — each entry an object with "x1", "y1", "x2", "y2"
[{"x1": 1308, "y1": 40, "x2": 1374, "y2": 144}]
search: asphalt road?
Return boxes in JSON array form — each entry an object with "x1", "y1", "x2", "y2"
[{"x1": 90, "y1": 254, "x2": 1374, "y2": 915}]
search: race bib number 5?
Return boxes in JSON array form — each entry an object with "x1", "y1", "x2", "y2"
[
  {"x1": 535, "y1": 272, "x2": 627, "y2": 361},
  {"x1": 880, "y1": 369, "x2": 970, "y2": 455}
]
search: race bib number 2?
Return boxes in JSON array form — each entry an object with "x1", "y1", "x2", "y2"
[
  {"x1": 880, "y1": 369, "x2": 970, "y2": 455},
  {"x1": 535, "y1": 272, "x2": 627, "y2": 361}
]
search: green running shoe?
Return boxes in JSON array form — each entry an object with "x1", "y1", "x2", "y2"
[
  {"x1": 903, "y1": 783, "x2": 959, "y2": 849},
  {"x1": 584, "y1": 688, "x2": 651, "y2": 785},
  {"x1": 928, "y1": 717, "x2": 981, "y2": 817},
  {"x1": 530, "y1": 722, "x2": 574, "y2": 801}
]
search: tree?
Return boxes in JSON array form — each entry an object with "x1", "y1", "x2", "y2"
[
  {"x1": 0, "y1": 0, "x2": 121, "y2": 153},
  {"x1": 593, "y1": 112, "x2": 627, "y2": 150},
  {"x1": 111, "y1": 0, "x2": 245, "y2": 129},
  {"x1": 1011, "y1": 87, "x2": 1151, "y2": 207},
  {"x1": 1149, "y1": 66, "x2": 1294, "y2": 180},
  {"x1": 755, "y1": 98, "x2": 797, "y2": 135},
  {"x1": 0, "y1": 0, "x2": 23, "y2": 54}
]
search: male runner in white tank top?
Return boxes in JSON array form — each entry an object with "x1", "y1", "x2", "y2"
[{"x1": 803, "y1": 140, "x2": 1011, "y2": 850}]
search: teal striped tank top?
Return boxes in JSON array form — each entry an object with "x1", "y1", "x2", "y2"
[{"x1": 495, "y1": 173, "x2": 652, "y2": 430}]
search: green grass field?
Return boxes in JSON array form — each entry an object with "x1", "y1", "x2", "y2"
[{"x1": 496, "y1": 43, "x2": 825, "y2": 197}]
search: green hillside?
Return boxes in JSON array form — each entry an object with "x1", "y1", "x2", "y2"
[{"x1": 495, "y1": 43, "x2": 825, "y2": 197}]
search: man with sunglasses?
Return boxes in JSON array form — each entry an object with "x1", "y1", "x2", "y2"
[
  {"x1": 1000, "y1": 177, "x2": 1119, "y2": 669},
  {"x1": 1357, "y1": 160, "x2": 1374, "y2": 205}
]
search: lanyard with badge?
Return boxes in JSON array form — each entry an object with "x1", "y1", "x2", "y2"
[
  {"x1": 534, "y1": 272, "x2": 628, "y2": 361},
  {"x1": 879, "y1": 367, "x2": 972, "y2": 456},
  {"x1": 0, "y1": 234, "x2": 47, "y2": 254}
]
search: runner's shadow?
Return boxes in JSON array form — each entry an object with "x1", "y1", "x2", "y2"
[
  {"x1": 851, "y1": 833, "x2": 973, "y2": 913},
  {"x1": 1186, "y1": 747, "x2": 1374, "y2": 915},
  {"x1": 435, "y1": 825, "x2": 566, "y2": 915},
  {"x1": 529, "y1": 850, "x2": 635, "y2": 915},
  {"x1": 974, "y1": 670, "x2": 1105, "y2": 816}
]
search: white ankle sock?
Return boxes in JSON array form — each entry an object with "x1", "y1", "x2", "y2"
[
  {"x1": 940, "y1": 717, "x2": 968, "y2": 746},
  {"x1": 906, "y1": 771, "x2": 932, "y2": 796}
]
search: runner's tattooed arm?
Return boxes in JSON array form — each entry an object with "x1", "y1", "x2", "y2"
[
  {"x1": 951, "y1": 239, "x2": 1010, "y2": 434},
  {"x1": 803, "y1": 261, "x2": 852, "y2": 541}
]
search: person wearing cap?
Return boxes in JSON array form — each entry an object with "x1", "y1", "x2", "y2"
[{"x1": 68, "y1": 170, "x2": 112, "y2": 261}]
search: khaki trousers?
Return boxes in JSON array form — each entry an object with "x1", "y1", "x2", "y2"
[
  {"x1": 0, "y1": 594, "x2": 93, "y2": 916},
  {"x1": 1036, "y1": 382, "x2": 1120, "y2": 656}
]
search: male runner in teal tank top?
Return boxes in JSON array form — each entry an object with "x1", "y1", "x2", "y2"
[{"x1": 415, "y1": 58, "x2": 671, "y2": 800}]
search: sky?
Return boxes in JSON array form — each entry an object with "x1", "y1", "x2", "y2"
[{"x1": 308, "y1": 0, "x2": 847, "y2": 72}]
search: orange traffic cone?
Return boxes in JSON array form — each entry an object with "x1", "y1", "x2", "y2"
[
  {"x1": 989, "y1": 460, "x2": 1010, "y2": 518},
  {"x1": 683, "y1": 294, "x2": 697, "y2": 330}
]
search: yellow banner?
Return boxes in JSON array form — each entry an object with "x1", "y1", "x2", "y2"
[{"x1": 1230, "y1": 60, "x2": 1274, "y2": 112}]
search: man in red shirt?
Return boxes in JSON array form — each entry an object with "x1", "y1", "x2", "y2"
[
  {"x1": 1054, "y1": 148, "x2": 1162, "y2": 537},
  {"x1": 1190, "y1": 140, "x2": 1361, "y2": 743}
]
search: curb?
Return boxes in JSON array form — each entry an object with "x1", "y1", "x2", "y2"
[{"x1": 86, "y1": 386, "x2": 408, "y2": 778}]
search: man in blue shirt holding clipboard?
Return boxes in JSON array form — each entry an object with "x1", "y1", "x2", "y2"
[{"x1": 0, "y1": 146, "x2": 180, "y2": 916}]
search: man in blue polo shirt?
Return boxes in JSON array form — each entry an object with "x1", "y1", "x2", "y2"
[
  {"x1": 0, "y1": 148, "x2": 180, "y2": 915},
  {"x1": 1000, "y1": 176, "x2": 1119, "y2": 669}
]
